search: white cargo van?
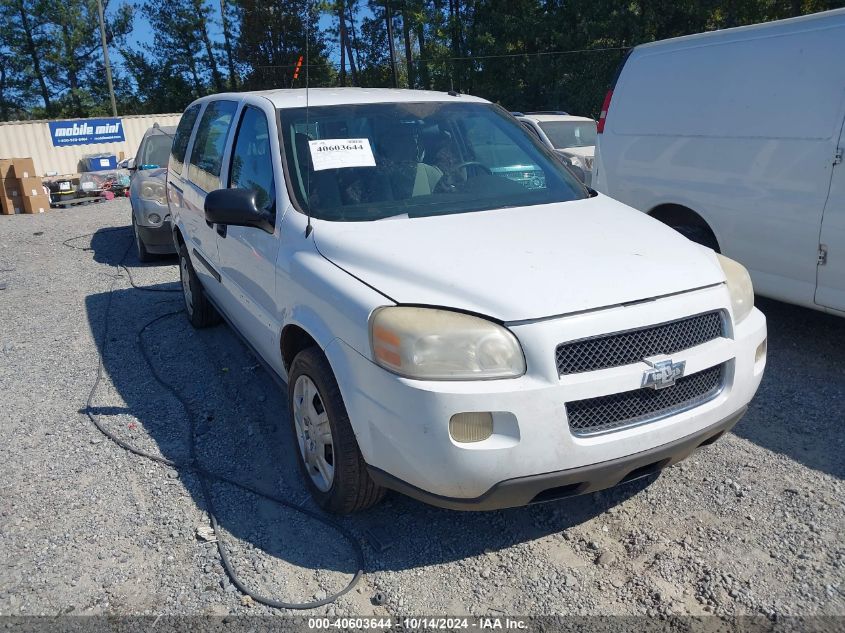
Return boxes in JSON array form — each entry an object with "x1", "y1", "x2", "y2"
[{"x1": 594, "y1": 9, "x2": 845, "y2": 315}]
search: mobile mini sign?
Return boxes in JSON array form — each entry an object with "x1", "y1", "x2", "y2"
[{"x1": 48, "y1": 118, "x2": 125, "y2": 146}]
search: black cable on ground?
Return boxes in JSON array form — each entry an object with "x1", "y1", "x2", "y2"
[
  {"x1": 119, "y1": 263, "x2": 182, "y2": 294},
  {"x1": 69, "y1": 228, "x2": 365, "y2": 610},
  {"x1": 63, "y1": 226, "x2": 182, "y2": 294},
  {"x1": 62, "y1": 226, "x2": 131, "y2": 251}
]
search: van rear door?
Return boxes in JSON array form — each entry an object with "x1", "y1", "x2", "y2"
[
  {"x1": 815, "y1": 119, "x2": 845, "y2": 312},
  {"x1": 182, "y1": 100, "x2": 239, "y2": 286}
]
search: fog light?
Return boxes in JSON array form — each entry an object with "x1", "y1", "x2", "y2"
[
  {"x1": 449, "y1": 412, "x2": 493, "y2": 443},
  {"x1": 756, "y1": 338, "x2": 767, "y2": 363},
  {"x1": 147, "y1": 212, "x2": 162, "y2": 224}
]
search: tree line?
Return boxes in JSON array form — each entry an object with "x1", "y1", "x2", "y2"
[{"x1": 0, "y1": 0, "x2": 840, "y2": 122}]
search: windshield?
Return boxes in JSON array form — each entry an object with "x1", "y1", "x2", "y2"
[
  {"x1": 141, "y1": 134, "x2": 173, "y2": 168},
  {"x1": 279, "y1": 102, "x2": 587, "y2": 221},
  {"x1": 538, "y1": 120, "x2": 597, "y2": 149}
]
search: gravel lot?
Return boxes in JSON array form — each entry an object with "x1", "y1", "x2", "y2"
[{"x1": 0, "y1": 199, "x2": 843, "y2": 620}]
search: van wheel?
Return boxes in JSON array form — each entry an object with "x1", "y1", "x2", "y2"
[
  {"x1": 671, "y1": 224, "x2": 720, "y2": 253},
  {"x1": 132, "y1": 213, "x2": 154, "y2": 263},
  {"x1": 178, "y1": 244, "x2": 220, "y2": 328},
  {"x1": 288, "y1": 347, "x2": 385, "y2": 514}
]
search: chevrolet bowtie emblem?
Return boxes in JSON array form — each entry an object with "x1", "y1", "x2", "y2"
[{"x1": 641, "y1": 358, "x2": 686, "y2": 390}]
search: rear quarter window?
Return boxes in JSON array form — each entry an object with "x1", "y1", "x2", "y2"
[
  {"x1": 188, "y1": 100, "x2": 238, "y2": 192},
  {"x1": 169, "y1": 104, "x2": 201, "y2": 175}
]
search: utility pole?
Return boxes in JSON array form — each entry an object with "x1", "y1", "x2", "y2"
[
  {"x1": 384, "y1": 0, "x2": 398, "y2": 88},
  {"x1": 219, "y1": 0, "x2": 237, "y2": 88},
  {"x1": 96, "y1": 0, "x2": 118, "y2": 117}
]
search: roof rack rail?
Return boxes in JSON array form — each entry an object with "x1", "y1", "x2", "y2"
[{"x1": 525, "y1": 110, "x2": 569, "y2": 116}]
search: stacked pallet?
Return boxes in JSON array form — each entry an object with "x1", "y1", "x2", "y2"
[{"x1": 0, "y1": 158, "x2": 50, "y2": 215}]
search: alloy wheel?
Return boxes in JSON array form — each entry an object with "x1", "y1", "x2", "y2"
[
  {"x1": 292, "y1": 374, "x2": 335, "y2": 492},
  {"x1": 180, "y1": 255, "x2": 194, "y2": 315}
]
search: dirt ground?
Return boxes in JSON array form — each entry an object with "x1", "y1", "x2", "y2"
[{"x1": 0, "y1": 200, "x2": 842, "y2": 623}]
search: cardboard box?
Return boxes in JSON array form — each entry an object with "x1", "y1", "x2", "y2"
[
  {"x1": 0, "y1": 178, "x2": 21, "y2": 199},
  {"x1": 22, "y1": 194, "x2": 50, "y2": 214},
  {"x1": 10, "y1": 158, "x2": 36, "y2": 179},
  {"x1": 18, "y1": 177, "x2": 47, "y2": 198},
  {"x1": 0, "y1": 159, "x2": 15, "y2": 180},
  {"x1": 1, "y1": 196, "x2": 23, "y2": 214}
]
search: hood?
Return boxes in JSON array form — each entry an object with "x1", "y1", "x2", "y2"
[
  {"x1": 131, "y1": 166, "x2": 168, "y2": 184},
  {"x1": 313, "y1": 196, "x2": 724, "y2": 322},
  {"x1": 558, "y1": 146, "x2": 595, "y2": 159}
]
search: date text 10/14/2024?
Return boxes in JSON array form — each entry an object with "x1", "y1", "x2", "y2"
[{"x1": 307, "y1": 617, "x2": 529, "y2": 630}]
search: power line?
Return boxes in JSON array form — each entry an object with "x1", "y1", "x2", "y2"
[
  {"x1": 105, "y1": 45, "x2": 628, "y2": 75},
  {"x1": 245, "y1": 45, "x2": 629, "y2": 70}
]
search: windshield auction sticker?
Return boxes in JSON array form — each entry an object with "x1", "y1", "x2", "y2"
[{"x1": 308, "y1": 138, "x2": 376, "y2": 171}]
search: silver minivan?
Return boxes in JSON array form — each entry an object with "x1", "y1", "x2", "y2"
[{"x1": 129, "y1": 124, "x2": 178, "y2": 261}]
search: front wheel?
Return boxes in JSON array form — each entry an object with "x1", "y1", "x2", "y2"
[
  {"x1": 132, "y1": 213, "x2": 154, "y2": 262},
  {"x1": 288, "y1": 347, "x2": 385, "y2": 514}
]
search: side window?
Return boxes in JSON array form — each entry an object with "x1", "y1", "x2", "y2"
[
  {"x1": 229, "y1": 106, "x2": 276, "y2": 214},
  {"x1": 169, "y1": 104, "x2": 201, "y2": 175},
  {"x1": 188, "y1": 100, "x2": 238, "y2": 192}
]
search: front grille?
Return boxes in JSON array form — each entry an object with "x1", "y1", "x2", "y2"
[
  {"x1": 565, "y1": 363, "x2": 725, "y2": 436},
  {"x1": 556, "y1": 311, "x2": 724, "y2": 375}
]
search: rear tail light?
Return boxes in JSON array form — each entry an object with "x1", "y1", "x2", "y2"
[{"x1": 597, "y1": 89, "x2": 613, "y2": 134}]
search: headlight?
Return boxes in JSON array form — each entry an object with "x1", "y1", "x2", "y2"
[
  {"x1": 139, "y1": 180, "x2": 166, "y2": 205},
  {"x1": 370, "y1": 307, "x2": 526, "y2": 380},
  {"x1": 717, "y1": 254, "x2": 754, "y2": 324}
]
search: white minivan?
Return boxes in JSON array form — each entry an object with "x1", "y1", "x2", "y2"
[
  {"x1": 168, "y1": 88, "x2": 766, "y2": 513},
  {"x1": 594, "y1": 9, "x2": 845, "y2": 315}
]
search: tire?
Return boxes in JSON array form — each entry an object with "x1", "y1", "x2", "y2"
[
  {"x1": 132, "y1": 213, "x2": 154, "y2": 262},
  {"x1": 671, "y1": 224, "x2": 720, "y2": 253},
  {"x1": 178, "y1": 244, "x2": 221, "y2": 328},
  {"x1": 288, "y1": 347, "x2": 385, "y2": 514}
]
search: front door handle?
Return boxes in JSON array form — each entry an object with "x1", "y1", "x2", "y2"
[{"x1": 216, "y1": 224, "x2": 227, "y2": 238}]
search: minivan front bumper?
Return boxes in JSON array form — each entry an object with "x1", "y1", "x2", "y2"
[
  {"x1": 324, "y1": 284, "x2": 766, "y2": 509},
  {"x1": 136, "y1": 221, "x2": 176, "y2": 254},
  {"x1": 366, "y1": 407, "x2": 744, "y2": 510}
]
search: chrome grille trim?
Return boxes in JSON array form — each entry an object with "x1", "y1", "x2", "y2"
[
  {"x1": 565, "y1": 363, "x2": 726, "y2": 437},
  {"x1": 556, "y1": 311, "x2": 725, "y2": 376}
]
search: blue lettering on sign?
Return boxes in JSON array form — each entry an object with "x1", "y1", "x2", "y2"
[{"x1": 48, "y1": 118, "x2": 125, "y2": 146}]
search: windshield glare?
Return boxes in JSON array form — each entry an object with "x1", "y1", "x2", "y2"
[
  {"x1": 538, "y1": 120, "x2": 597, "y2": 149},
  {"x1": 280, "y1": 102, "x2": 587, "y2": 221}
]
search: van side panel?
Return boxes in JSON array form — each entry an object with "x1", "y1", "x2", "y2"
[
  {"x1": 815, "y1": 118, "x2": 845, "y2": 312},
  {"x1": 597, "y1": 11, "x2": 845, "y2": 309},
  {"x1": 612, "y1": 25, "x2": 845, "y2": 140}
]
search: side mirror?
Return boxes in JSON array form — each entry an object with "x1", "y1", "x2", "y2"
[
  {"x1": 127, "y1": 157, "x2": 136, "y2": 170},
  {"x1": 554, "y1": 151, "x2": 586, "y2": 184},
  {"x1": 568, "y1": 164, "x2": 586, "y2": 184},
  {"x1": 205, "y1": 188, "x2": 274, "y2": 233}
]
